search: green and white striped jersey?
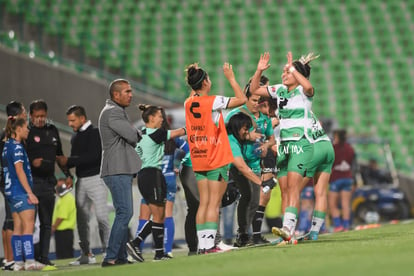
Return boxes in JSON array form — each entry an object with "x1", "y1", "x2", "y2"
[
  {"x1": 306, "y1": 111, "x2": 331, "y2": 143},
  {"x1": 267, "y1": 84, "x2": 313, "y2": 142}
]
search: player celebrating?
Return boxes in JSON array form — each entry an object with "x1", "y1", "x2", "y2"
[{"x1": 250, "y1": 51, "x2": 318, "y2": 241}]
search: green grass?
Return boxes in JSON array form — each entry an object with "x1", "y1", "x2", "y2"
[{"x1": 23, "y1": 221, "x2": 414, "y2": 276}]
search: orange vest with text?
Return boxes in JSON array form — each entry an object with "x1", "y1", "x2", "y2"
[{"x1": 184, "y1": 95, "x2": 234, "y2": 171}]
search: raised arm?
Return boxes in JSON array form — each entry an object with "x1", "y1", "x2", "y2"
[
  {"x1": 223, "y1": 63, "x2": 247, "y2": 108},
  {"x1": 285, "y1": 51, "x2": 314, "y2": 97},
  {"x1": 251, "y1": 52, "x2": 271, "y2": 98}
]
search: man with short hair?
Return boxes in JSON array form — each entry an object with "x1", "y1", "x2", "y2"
[
  {"x1": 98, "y1": 79, "x2": 141, "y2": 267},
  {"x1": 57, "y1": 105, "x2": 110, "y2": 265},
  {"x1": 26, "y1": 99, "x2": 72, "y2": 266}
]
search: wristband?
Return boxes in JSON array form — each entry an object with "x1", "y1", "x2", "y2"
[
  {"x1": 289, "y1": 66, "x2": 296, "y2": 73},
  {"x1": 182, "y1": 127, "x2": 187, "y2": 135}
]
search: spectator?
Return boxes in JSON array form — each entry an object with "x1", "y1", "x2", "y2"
[
  {"x1": 362, "y1": 158, "x2": 392, "y2": 185},
  {"x1": 57, "y1": 105, "x2": 110, "y2": 265},
  {"x1": 26, "y1": 99, "x2": 72, "y2": 266},
  {"x1": 329, "y1": 129, "x2": 356, "y2": 232},
  {"x1": 99, "y1": 79, "x2": 141, "y2": 267},
  {"x1": 52, "y1": 178, "x2": 76, "y2": 259}
]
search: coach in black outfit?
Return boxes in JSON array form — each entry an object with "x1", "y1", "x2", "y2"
[{"x1": 26, "y1": 100, "x2": 72, "y2": 266}]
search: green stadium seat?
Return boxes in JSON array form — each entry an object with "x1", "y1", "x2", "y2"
[
  {"x1": 5, "y1": 0, "x2": 24, "y2": 14},
  {"x1": 2, "y1": 0, "x2": 414, "y2": 175}
]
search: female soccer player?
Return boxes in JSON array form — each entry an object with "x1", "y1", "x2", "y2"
[
  {"x1": 250, "y1": 51, "x2": 318, "y2": 241},
  {"x1": 299, "y1": 112, "x2": 335, "y2": 240},
  {"x1": 126, "y1": 105, "x2": 186, "y2": 261},
  {"x1": 184, "y1": 62, "x2": 246, "y2": 253},
  {"x1": 2, "y1": 117, "x2": 44, "y2": 271}
]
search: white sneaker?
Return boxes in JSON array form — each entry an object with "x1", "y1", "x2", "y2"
[
  {"x1": 69, "y1": 254, "x2": 97, "y2": 265},
  {"x1": 24, "y1": 260, "x2": 45, "y2": 271},
  {"x1": 13, "y1": 262, "x2": 25, "y2": 271},
  {"x1": 217, "y1": 241, "x2": 238, "y2": 252}
]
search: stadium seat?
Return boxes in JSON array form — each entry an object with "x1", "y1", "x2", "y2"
[{"x1": 1, "y1": 0, "x2": 413, "y2": 175}]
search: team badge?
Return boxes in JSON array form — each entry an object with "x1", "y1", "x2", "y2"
[{"x1": 34, "y1": 136, "x2": 40, "y2": 143}]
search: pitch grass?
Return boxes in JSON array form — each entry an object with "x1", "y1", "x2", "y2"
[{"x1": 21, "y1": 220, "x2": 414, "y2": 276}]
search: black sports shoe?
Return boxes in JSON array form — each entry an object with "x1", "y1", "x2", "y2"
[
  {"x1": 2, "y1": 261, "x2": 14, "y2": 271},
  {"x1": 126, "y1": 240, "x2": 144, "y2": 262},
  {"x1": 253, "y1": 235, "x2": 270, "y2": 245},
  {"x1": 153, "y1": 254, "x2": 172, "y2": 261},
  {"x1": 234, "y1": 232, "x2": 253, "y2": 247},
  {"x1": 39, "y1": 258, "x2": 55, "y2": 266}
]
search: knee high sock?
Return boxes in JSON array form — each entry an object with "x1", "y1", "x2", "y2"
[
  {"x1": 252, "y1": 206, "x2": 266, "y2": 239},
  {"x1": 134, "y1": 220, "x2": 152, "y2": 251},
  {"x1": 204, "y1": 222, "x2": 218, "y2": 250},
  {"x1": 11, "y1": 235, "x2": 23, "y2": 263},
  {"x1": 152, "y1": 222, "x2": 164, "y2": 258},
  {"x1": 21, "y1": 234, "x2": 35, "y2": 261},
  {"x1": 283, "y1": 206, "x2": 298, "y2": 235},
  {"x1": 196, "y1": 224, "x2": 206, "y2": 251},
  {"x1": 164, "y1": 217, "x2": 175, "y2": 254}
]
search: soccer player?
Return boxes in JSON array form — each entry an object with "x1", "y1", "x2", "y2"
[
  {"x1": 184, "y1": 62, "x2": 246, "y2": 253},
  {"x1": 250, "y1": 51, "x2": 318, "y2": 241},
  {"x1": 2, "y1": 117, "x2": 44, "y2": 271},
  {"x1": 299, "y1": 112, "x2": 335, "y2": 240},
  {"x1": 0, "y1": 101, "x2": 26, "y2": 271}
]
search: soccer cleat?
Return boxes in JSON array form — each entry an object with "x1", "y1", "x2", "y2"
[
  {"x1": 333, "y1": 226, "x2": 344, "y2": 232},
  {"x1": 166, "y1": 252, "x2": 174, "y2": 259},
  {"x1": 217, "y1": 241, "x2": 238, "y2": 251},
  {"x1": 126, "y1": 240, "x2": 145, "y2": 262},
  {"x1": 153, "y1": 254, "x2": 173, "y2": 261},
  {"x1": 13, "y1": 262, "x2": 25, "y2": 271},
  {"x1": 2, "y1": 261, "x2": 14, "y2": 271},
  {"x1": 272, "y1": 226, "x2": 292, "y2": 241},
  {"x1": 304, "y1": 231, "x2": 319, "y2": 241},
  {"x1": 69, "y1": 254, "x2": 97, "y2": 265},
  {"x1": 253, "y1": 235, "x2": 270, "y2": 245},
  {"x1": 24, "y1": 260, "x2": 46, "y2": 271},
  {"x1": 205, "y1": 246, "x2": 224, "y2": 254},
  {"x1": 271, "y1": 237, "x2": 284, "y2": 245}
]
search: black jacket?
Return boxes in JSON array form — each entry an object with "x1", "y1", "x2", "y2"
[
  {"x1": 66, "y1": 123, "x2": 102, "y2": 178},
  {"x1": 26, "y1": 123, "x2": 64, "y2": 178}
]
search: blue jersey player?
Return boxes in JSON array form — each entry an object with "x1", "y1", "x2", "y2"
[{"x1": 2, "y1": 117, "x2": 44, "y2": 271}]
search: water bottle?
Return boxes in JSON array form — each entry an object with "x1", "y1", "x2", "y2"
[
  {"x1": 253, "y1": 126, "x2": 264, "y2": 157},
  {"x1": 262, "y1": 185, "x2": 270, "y2": 194},
  {"x1": 253, "y1": 139, "x2": 262, "y2": 157}
]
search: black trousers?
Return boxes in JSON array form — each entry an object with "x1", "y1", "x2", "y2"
[
  {"x1": 33, "y1": 176, "x2": 56, "y2": 261},
  {"x1": 55, "y1": 229, "x2": 74, "y2": 259},
  {"x1": 179, "y1": 165, "x2": 199, "y2": 253}
]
